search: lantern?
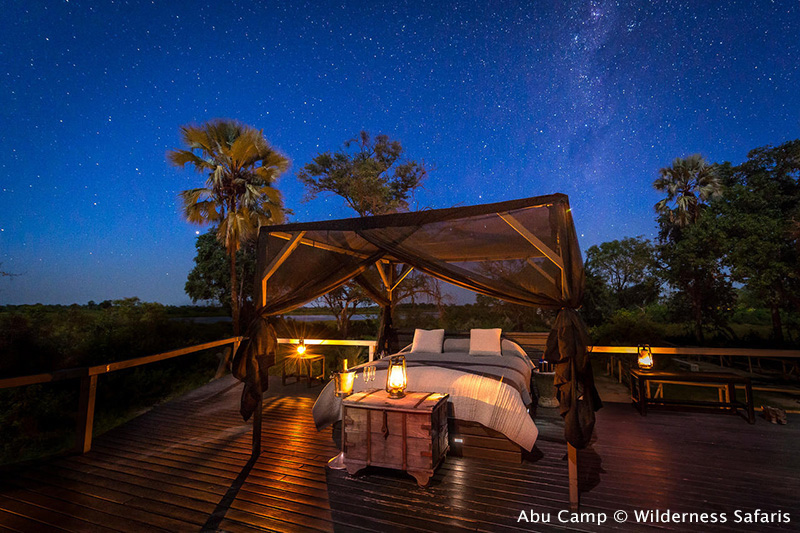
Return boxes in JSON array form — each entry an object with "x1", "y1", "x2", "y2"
[
  {"x1": 333, "y1": 371, "x2": 356, "y2": 397},
  {"x1": 385, "y1": 355, "x2": 407, "y2": 399},
  {"x1": 637, "y1": 344, "x2": 654, "y2": 370},
  {"x1": 296, "y1": 339, "x2": 307, "y2": 355}
]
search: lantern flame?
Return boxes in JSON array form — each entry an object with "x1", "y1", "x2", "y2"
[
  {"x1": 638, "y1": 345, "x2": 654, "y2": 370},
  {"x1": 386, "y1": 355, "x2": 407, "y2": 399}
]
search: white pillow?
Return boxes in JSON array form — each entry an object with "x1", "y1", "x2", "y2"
[
  {"x1": 410, "y1": 329, "x2": 445, "y2": 353},
  {"x1": 469, "y1": 328, "x2": 502, "y2": 356}
]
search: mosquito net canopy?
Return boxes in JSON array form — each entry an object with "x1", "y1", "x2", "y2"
[{"x1": 235, "y1": 193, "x2": 601, "y2": 448}]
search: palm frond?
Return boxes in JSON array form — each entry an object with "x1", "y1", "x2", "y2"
[
  {"x1": 168, "y1": 150, "x2": 212, "y2": 170},
  {"x1": 179, "y1": 187, "x2": 212, "y2": 205},
  {"x1": 183, "y1": 199, "x2": 222, "y2": 224}
]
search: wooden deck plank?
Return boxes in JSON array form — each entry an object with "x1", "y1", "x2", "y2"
[
  {"x1": 0, "y1": 508, "x2": 71, "y2": 533},
  {"x1": 0, "y1": 495, "x2": 117, "y2": 533},
  {"x1": 0, "y1": 484, "x2": 171, "y2": 533},
  {"x1": 2, "y1": 375, "x2": 800, "y2": 532}
]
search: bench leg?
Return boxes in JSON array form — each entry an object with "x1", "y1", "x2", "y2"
[
  {"x1": 744, "y1": 382, "x2": 755, "y2": 424},
  {"x1": 638, "y1": 377, "x2": 647, "y2": 416},
  {"x1": 726, "y1": 383, "x2": 736, "y2": 414}
]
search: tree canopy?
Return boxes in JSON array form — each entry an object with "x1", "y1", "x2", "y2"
[
  {"x1": 297, "y1": 131, "x2": 427, "y2": 216},
  {"x1": 185, "y1": 228, "x2": 257, "y2": 314},
  {"x1": 585, "y1": 236, "x2": 661, "y2": 313},
  {"x1": 717, "y1": 140, "x2": 800, "y2": 341},
  {"x1": 654, "y1": 154, "x2": 722, "y2": 232}
]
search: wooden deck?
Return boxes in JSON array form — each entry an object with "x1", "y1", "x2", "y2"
[{"x1": 1, "y1": 377, "x2": 798, "y2": 533}]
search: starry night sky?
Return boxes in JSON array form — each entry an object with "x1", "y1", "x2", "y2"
[{"x1": 1, "y1": 0, "x2": 799, "y2": 305}]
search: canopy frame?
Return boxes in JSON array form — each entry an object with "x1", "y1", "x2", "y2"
[{"x1": 237, "y1": 192, "x2": 602, "y2": 510}]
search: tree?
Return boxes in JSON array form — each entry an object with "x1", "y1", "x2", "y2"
[
  {"x1": 185, "y1": 228, "x2": 257, "y2": 313},
  {"x1": 654, "y1": 155, "x2": 728, "y2": 342},
  {"x1": 658, "y1": 214, "x2": 736, "y2": 341},
  {"x1": 654, "y1": 154, "x2": 722, "y2": 232},
  {"x1": 298, "y1": 131, "x2": 427, "y2": 216},
  {"x1": 319, "y1": 286, "x2": 370, "y2": 339},
  {"x1": 584, "y1": 237, "x2": 661, "y2": 313},
  {"x1": 717, "y1": 140, "x2": 800, "y2": 342},
  {"x1": 298, "y1": 131, "x2": 438, "y2": 336},
  {"x1": 169, "y1": 119, "x2": 290, "y2": 334}
]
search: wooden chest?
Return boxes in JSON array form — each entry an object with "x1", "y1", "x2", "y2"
[{"x1": 342, "y1": 390, "x2": 449, "y2": 487}]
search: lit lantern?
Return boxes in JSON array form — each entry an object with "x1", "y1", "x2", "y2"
[
  {"x1": 386, "y1": 355, "x2": 407, "y2": 399},
  {"x1": 296, "y1": 339, "x2": 306, "y2": 355},
  {"x1": 637, "y1": 344, "x2": 654, "y2": 370},
  {"x1": 333, "y1": 371, "x2": 356, "y2": 397}
]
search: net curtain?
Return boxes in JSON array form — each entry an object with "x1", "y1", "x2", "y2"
[{"x1": 236, "y1": 193, "x2": 601, "y2": 449}]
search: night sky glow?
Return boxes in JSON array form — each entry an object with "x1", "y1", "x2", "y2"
[{"x1": 1, "y1": 1, "x2": 799, "y2": 304}]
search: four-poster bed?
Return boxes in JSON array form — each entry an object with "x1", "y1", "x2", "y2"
[{"x1": 232, "y1": 193, "x2": 601, "y2": 508}]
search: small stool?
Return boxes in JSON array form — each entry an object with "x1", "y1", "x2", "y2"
[{"x1": 282, "y1": 355, "x2": 325, "y2": 387}]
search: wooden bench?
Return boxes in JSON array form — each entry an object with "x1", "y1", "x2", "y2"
[{"x1": 630, "y1": 370, "x2": 755, "y2": 424}]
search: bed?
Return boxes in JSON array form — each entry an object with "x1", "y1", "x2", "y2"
[{"x1": 312, "y1": 337, "x2": 538, "y2": 453}]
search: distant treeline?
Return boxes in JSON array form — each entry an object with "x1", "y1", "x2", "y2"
[{"x1": 0, "y1": 298, "x2": 233, "y2": 465}]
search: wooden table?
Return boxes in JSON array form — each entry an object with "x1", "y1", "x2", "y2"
[
  {"x1": 342, "y1": 390, "x2": 449, "y2": 487},
  {"x1": 630, "y1": 369, "x2": 755, "y2": 424},
  {"x1": 281, "y1": 355, "x2": 325, "y2": 387}
]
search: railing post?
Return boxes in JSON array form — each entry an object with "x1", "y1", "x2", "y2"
[
  {"x1": 214, "y1": 338, "x2": 242, "y2": 379},
  {"x1": 75, "y1": 373, "x2": 98, "y2": 454},
  {"x1": 568, "y1": 443, "x2": 579, "y2": 510},
  {"x1": 368, "y1": 344, "x2": 375, "y2": 362}
]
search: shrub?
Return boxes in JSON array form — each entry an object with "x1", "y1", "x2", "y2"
[{"x1": 590, "y1": 309, "x2": 667, "y2": 346}]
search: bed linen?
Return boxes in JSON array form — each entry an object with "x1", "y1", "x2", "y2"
[{"x1": 312, "y1": 343, "x2": 538, "y2": 451}]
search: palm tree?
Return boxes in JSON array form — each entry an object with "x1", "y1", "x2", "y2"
[
  {"x1": 653, "y1": 154, "x2": 724, "y2": 344},
  {"x1": 169, "y1": 119, "x2": 290, "y2": 334},
  {"x1": 654, "y1": 154, "x2": 721, "y2": 227}
]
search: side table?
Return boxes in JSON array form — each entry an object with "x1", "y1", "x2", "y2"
[
  {"x1": 342, "y1": 389, "x2": 449, "y2": 487},
  {"x1": 282, "y1": 355, "x2": 325, "y2": 387}
]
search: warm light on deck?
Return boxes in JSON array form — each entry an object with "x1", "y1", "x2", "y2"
[{"x1": 296, "y1": 340, "x2": 306, "y2": 355}]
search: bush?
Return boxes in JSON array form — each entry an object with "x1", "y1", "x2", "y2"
[{"x1": 590, "y1": 309, "x2": 667, "y2": 346}]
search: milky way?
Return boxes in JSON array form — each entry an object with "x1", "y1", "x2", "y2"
[{"x1": 1, "y1": 0, "x2": 798, "y2": 304}]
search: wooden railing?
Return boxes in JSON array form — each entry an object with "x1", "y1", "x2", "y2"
[
  {"x1": 598, "y1": 345, "x2": 800, "y2": 384},
  {"x1": 3, "y1": 334, "x2": 797, "y2": 461},
  {"x1": 0, "y1": 337, "x2": 244, "y2": 455}
]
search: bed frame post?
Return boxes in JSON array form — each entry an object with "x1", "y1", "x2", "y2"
[{"x1": 568, "y1": 443, "x2": 579, "y2": 510}]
